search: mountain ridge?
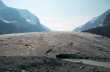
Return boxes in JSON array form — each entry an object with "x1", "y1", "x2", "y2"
[
  {"x1": 73, "y1": 9, "x2": 110, "y2": 37},
  {"x1": 0, "y1": 0, "x2": 49, "y2": 34}
]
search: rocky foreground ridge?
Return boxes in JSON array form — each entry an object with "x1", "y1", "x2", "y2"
[{"x1": 0, "y1": 32, "x2": 110, "y2": 72}]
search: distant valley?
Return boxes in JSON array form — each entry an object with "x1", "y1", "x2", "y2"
[{"x1": 0, "y1": 0, "x2": 110, "y2": 72}]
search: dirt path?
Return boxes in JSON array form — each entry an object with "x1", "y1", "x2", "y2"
[{"x1": 63, "y1": 59, "x2": 110, "y2": 68}]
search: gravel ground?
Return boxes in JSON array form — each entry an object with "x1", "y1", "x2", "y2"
[
  {"x1": 0, "y1": 56, "x2": 110, "y2": 72},
  {"x1": 0, "y1": 32, "x2": 110, "y2": 72}
]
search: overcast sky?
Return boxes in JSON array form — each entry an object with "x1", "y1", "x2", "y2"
[{"x1": 3, "y1": 0, "x2": 110, "y2": 31}]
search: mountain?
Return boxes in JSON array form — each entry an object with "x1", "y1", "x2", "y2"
[
  {"x1": 0, "y1": 0, "x2": 6, "y2": 8},
  {"x1": 83, "y1": 25, "x2": 110, "y2": 37},
  {"x1": 73, "y1": 9, "x2": 110, "y2": 37},
  {"x1": 0, "y1": 0, "x2": 49, "y2": 34}
]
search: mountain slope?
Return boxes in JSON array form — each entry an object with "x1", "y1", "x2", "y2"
[
  {"x1": 0, "y1": 0, "x2": 6, "y2": 8},
  {"x1": 0, "y1": 1, "x2": 49, "y2": 34},
  {"x1": 73, "y1": 9, "x2": 110, "y2": 37},
  {"x1": 83, "y1": 25, "x2": 110, "y2": 37}
]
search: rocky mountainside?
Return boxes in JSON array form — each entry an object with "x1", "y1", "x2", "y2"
[
  {"x1": 0, "y1": 0, "x2": 49, "y2": 34},
  {"x1": 73, "y1": 9, "x2": 110, "y2": 37},
  {"x1": 83, "y1": 25, "x2": 110, "y2": 37},
  {"x1": 0, "y1": 0, "x2": 6, "y2": 8}
]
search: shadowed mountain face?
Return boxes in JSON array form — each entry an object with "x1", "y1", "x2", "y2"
[
  {"x1": 0, "y1": 1, "x2": 49, "y2": 34},
  {"x1": 83, "y1": 25, "x2": 110, "y2": 37},
  {"x1": 0, "y1": 0, "x2": 6, "y2": 8},
  {"x1": 74, "y1": 9, "x2": 110, "y2": 37}
]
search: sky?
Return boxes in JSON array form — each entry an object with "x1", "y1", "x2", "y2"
[{"x1": 3, "y1": 0, "x2": 110, "y2": 31}]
